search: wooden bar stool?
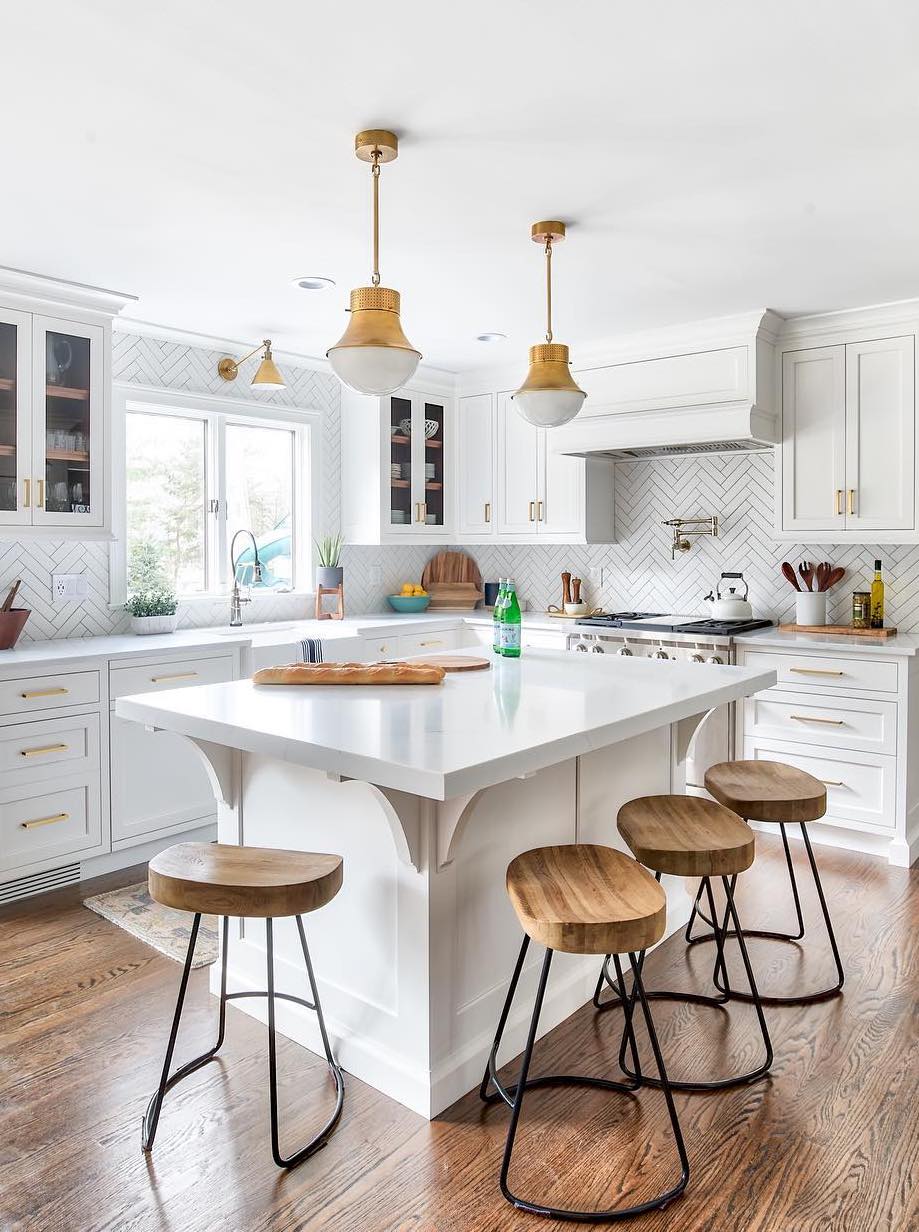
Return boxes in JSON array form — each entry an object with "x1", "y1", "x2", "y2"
[
  {"x1": 142, "y1": 842, "x2": 345, "y2": 1169},
  {"x1": 480, "y1": 844, "x2": 689, "y2": 1221},
  {"x1": 688, "y1": 760, "x2": 844, "y2": 1005},
  {"x1": 595, "y1": 795, "x2": 773, "y2": 1091}
]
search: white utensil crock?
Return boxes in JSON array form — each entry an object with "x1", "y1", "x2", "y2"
[{"x1": 795, "y1": 591, "x2": 827, "y2": 626}]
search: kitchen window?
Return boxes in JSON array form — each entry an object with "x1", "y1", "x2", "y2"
[{"x1": 112, "y1": 386, "x2": 318, "y2": 603}]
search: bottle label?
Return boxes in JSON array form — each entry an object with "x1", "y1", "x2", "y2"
[{"x1": 501, "y1": 622, "x2": 521, "y2": 651}]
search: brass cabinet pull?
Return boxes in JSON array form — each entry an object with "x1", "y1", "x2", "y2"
[
  {"x1": 528, "y1": 501, "x2": 536, "y2": 522},
  {"x1": 790, "y1": 714, "x2": 845, "y2": 725},
  {"x1": 821, "y1": 779, "x2": 846, "y2": 788},
  {"x1": 484, "y1": 501, "x2": 491, "y2": 523},
  {"x1": 23, "y1": 478, "x2": 31, "y2": 508},
  {"x1": 150, "y1": 672, "x2": 198, "y2": 684},
  {"x1": 37, "y1": 478, "x2": 45, "y2": 508},
  {"x1": 419, "y1": 639, "x2": 442, "y2": 647},
  {"x1": 20, "y1": 743, "x2": 69, "y2": 758},
  {"x1": 847, "y1": 488, "x2": 856, "y2": 515},
  {"x1": 421, "y1": 501, "x2": 427, "y2": 521},
  {"x1": 21, "y1": 687, "x2": 69, "y2": 699},
  {"x1": 21, "y1": 812, "x2": 69, "y2": 830},
  {"x1": 536, "y1": 500, "x2": 544, "y2": 521},
  {"x1": 835, "y1": 489, "x2": 843, "y2": 515},
  {"x1": 789, "y1": 667, "x2": 844, "y2": 677},
  {"x1": 414, "y1": 501, "x2": 423, "y2": 523}
]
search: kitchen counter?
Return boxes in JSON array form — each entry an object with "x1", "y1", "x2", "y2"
[
  {"x1": 736, "y1": 627, "x2": 919, "y2": 656},
  {"x1": 115, "y1": 648, "x2": 774, "y2": 1118}
]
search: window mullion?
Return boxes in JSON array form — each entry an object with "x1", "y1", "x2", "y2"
[{"x1": 214, "y1": 415, "x2": 228, "y2": 589}]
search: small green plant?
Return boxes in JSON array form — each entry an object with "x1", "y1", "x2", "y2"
[
  {"x1": 314, "y1": 534, "x2": 343, "y2": 568},
  {"x1": 125, "y1": 539, "x2": 178, "y2": 618}
]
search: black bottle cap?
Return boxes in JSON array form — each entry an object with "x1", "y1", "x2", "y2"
[{"x1": 875, "y1": 559, "x2": 882, "y2": 570}]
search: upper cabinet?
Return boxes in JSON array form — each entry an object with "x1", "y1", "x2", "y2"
[
  {"x1": 456, "y1": 393, "x2": 494, "y2": 537},
  {"x1": 0, "y1": 269, "x2": 134, "y2": 539},
  {"x1": 778, "y1": 333, "x2": 916, "y2": 541},
  {"x1": 342, "y1": 387, "x2": 454, "y2": 544}
]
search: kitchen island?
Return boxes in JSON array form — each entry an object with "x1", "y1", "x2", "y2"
[{"x1": 116, "y1": 650, "x2": 775, "y2": 1117}]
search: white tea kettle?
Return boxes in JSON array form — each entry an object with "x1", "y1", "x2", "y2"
[{"x1": 704, "y1": 572, "x2": 753, "y2": 620}]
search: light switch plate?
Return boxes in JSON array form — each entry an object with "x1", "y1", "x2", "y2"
[{"x1": 52, "y1": 573, "x2": 89, "y2": 603}]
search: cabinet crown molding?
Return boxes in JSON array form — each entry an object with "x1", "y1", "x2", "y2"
[{"x1": 0, "y1": 265, "x2": 136, "y2": 319}]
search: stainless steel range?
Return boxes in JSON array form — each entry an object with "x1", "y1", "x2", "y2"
[{"x1": 565, "y1": 612, "x2": 774, "y2": 792}]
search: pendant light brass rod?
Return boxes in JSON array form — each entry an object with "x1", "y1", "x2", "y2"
[
  {"x1": 545, "y1": 239, "x2": 553, "y2": 344},
  {"x1": 371, "y1": 152, "x2": 381, "y2": 288}
]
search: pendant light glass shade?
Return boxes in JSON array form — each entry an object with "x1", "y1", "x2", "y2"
[
  {"x1": 327, "y1": 130, "x2": 421, "y2": 395},
  {"x1": 327, "y1": 287, "x2": 421, "y2": 395},
  {"x1": 513, "y1": 342, "x2": 585, "y2": 427},
  {"x1": 512, "y1": 220, "x2": 586, "y2": 428}
]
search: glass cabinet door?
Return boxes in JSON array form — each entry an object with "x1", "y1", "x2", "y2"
[
  {"x1": 387, "y1": 395, "x2": 414, "y2": 531},
  {"x1": 0, "y1": 309, "x2": 31, "y2": 526},
  {"x1": 419, "y1": 398, "x2": 446, "y2": 529},
  {"x1": 32, "y1": 316, "x2": 104, "y2": 527}
]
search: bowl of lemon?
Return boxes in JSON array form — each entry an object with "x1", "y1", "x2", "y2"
[{"x1": 387, "y1": 584, "x2": 430, "y2": 613}]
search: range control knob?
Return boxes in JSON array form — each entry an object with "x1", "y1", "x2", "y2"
[
  {"x1": 707, "y1": 654, "x2": 724, "y2": 665},
  {"x1": 690, "y1": 653, "x2": 705, "y2": 663},
  {"x1": 575, "y1": 641, "x2": 588, "y2": 652},
  {"x1": 653, "y1": 646, "x2": 669, "y2": 660},
  {"x1": 591, "y1": 642, "x2": 606, "y2": 653},
  {"x1": 616, "y1": 645, "x2": 633, "y2": 657}
]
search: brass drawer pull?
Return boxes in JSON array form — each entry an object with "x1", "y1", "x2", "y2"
[
  {"x1": 21, "y1": 812, "x2": 69, "y2": 830},
  {"x1": 789, "y1": 667, "x2": 844, "y2": 677},
  {"x1": 20, "y1": 743, "x2": 69, "y2": 758},
  {"x1": 789, "y1": 715, "x2": 845, "y2": 725},
  {"x1": 419, "y1": 639, "x2": 442, "y2": 647},
  {"x1": 847, "y1": 488, "x2": 856, "y2": 515},
  {"x1": 484, "y1": 501, "x2": 491, "y2": 523},
  {"x1": 821, "y1": 779, "x2": 846, "y2": 788},
  {"x1": 150, "y1": 672, "x2": 199, "y2": 684},
  {"x1": 536, "y1": 500, "x2": 544, "y2": 522},
  {"x1": 21, "y1": 687, "x2": 69, "y2": 699},
  {"x1": 528, "y1": 501, "x2": 536, "y2": 522},
  {"x1": 835, "y1": 488, "x2": 843, "y2": 515}
]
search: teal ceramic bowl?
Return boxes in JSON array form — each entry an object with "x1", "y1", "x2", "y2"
[{"x1": 386, "y1": 594, "x2": 431, "y2": 613}]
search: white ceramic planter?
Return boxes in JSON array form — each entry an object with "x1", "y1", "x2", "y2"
[
  {"x1": 795, "y1": 591, "x2": 827, "y2": 626},
  {"x1": 131, "y1": 614, "x2": 179, "y2": 636}
]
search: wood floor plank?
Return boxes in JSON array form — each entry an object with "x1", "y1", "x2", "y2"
[{"x1": 0, "y1": 838, "x2": 915, "y2": 1230}]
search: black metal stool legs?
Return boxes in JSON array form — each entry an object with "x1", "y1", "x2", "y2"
[
  {"x1": 687, "y1": 822, "x2": 844, "y2": 1006},
  {"x1": 142, "y1": 913, "x2": 229, "y2": 1152},
  {"x1": 142, "y1": 914, "x2": 344, "y2": 1169},
  {"x1": 265, "y1": 916, "x2": 345, "y2": 1168},
  {"x1": 483, "y1": 942, "x2": 689, "y2": 1221}
]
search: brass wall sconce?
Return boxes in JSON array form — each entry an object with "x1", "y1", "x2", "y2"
[
  {"x1": 662, "y1": 516, "x2": 719, "y2": 559},
  {"x1": 217, "y1": 339, "x2": 285, "y2": 390}
]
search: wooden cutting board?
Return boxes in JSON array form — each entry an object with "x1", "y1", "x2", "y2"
[
  {"x1": 407, "y1": 654, "x2": 491, "y2": 672},
  {"x1": 421, "y1": 551, "x2": 483, "y2": 588},
  {"x1": 778, "y1": 623, "x2": 898, "y2": 638}
]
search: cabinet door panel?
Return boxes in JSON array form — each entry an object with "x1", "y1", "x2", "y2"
[
  {"x1": 496, "y1": 392, "x2": 538, "y2": 535},
  {"x1": 781, "y1": 347, "x2": 846, "y2": 533},
  {"x1": 538, "y1": 430, "x2": 584, "y2": 538},
  {"x1": 457, "y1": 393, "x2": 494, "y2": 536},
  {"x1": 845, "y1": 336, "x2": 915, "y2": 532},
  {"x1": 0, "y1": 308, "x2": 32, "y2": 526},
  {"x1": 110, "y1": 714, "x2": 216, "y2": 845},
  {"x1": 32, "y1": 315, "x2": 105, "y2": 529},
  {"x1": 417, "y1": 395, "x2": 449, "y2": 535}
]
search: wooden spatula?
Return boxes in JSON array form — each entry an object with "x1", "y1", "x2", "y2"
[{"x1": 1, "y1": 578, "x2": 21, "y2": 611}]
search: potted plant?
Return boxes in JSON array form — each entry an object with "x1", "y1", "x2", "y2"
[
  {"x1": 315, "y1": 533, "x2": 344, "y2": 590},
  {"x1": 125, "y1": 540, "x2": 179, "y2": 635}
]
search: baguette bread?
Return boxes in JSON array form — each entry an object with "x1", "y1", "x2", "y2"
[{"x1": 252, "y1": 661, "x2": 446, "y2": 686}]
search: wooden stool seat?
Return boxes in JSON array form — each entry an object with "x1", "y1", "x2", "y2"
[
  {"x1": 506, "y1": 844, "x2": 666, "y2": 956},
  {"x1": 705, "y1": 760, "x2": 826, "y2": 824},
  {"x1": 148, "y1": 842, "x2": 343, "y2": 919},
  {"x1": 618, "y1": 795, "x2": 755, "y2": 877}
]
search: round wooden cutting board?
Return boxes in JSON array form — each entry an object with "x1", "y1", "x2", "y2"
[{"x1": 407, "y1": 654, "x2": 491, "y2": 672}]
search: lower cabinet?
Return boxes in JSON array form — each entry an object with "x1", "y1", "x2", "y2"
[{"x1": 0, "y1": 775, "x2": 103, "y2": 877}]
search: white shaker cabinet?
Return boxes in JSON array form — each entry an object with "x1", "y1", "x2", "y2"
[
  {"x1": 456, "y1": 392, "x2": 495, "y2": 538},
  {"x1": 778, "y1": 333, "x2": 917, "y2": 541}
]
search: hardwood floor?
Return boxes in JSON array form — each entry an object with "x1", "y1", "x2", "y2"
[{"x1": 1, "y1": 835, "x2": 916, "y2": 1231}]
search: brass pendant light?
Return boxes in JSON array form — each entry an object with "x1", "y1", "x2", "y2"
[
  {"x1": 513, "y1": 221, "x2": 586, "y2": 427},
  {"x1": 327, "y1": 130, "x2": 421, "y2": 395}
]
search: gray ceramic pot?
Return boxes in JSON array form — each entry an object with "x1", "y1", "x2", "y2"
[{"x1": 316, "y1": 565, "x2": 344, "y2": 589}]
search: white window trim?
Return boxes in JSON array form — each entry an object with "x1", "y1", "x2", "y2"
[{"x1": 110, "y1": 381, "x2": 322, "y2": 608}]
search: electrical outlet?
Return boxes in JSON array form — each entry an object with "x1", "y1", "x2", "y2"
[
  {"x1": 368, "y1": 565, "x2": 383, "y2": 586},
  {"x1": 52, "y1": 574, "x2": 89, "y2": 603},
  {"x1": 588, "y1": 566, "x2": 605, "y2": 588}
]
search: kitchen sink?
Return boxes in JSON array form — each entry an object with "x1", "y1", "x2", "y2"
[{"x1": 213, "y1": 622, "x2": 295, "y2": 635}]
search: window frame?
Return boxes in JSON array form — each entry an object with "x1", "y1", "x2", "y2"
[{"x1": 110, "y1": 382, "x2": 321, "y2": 607}]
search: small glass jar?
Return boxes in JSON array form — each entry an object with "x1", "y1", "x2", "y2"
[{"x1": 852, "y1": 591, "x2": 871, "y2": 629}]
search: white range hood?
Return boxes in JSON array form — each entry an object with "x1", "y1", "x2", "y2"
[{"x1": 552, "y1": 309, "x2": 782, "y2": 460}]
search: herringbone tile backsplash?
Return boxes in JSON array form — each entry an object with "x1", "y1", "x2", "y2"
[{"x1": 4, "y1": 330, "x2": 919, "y2": 639}]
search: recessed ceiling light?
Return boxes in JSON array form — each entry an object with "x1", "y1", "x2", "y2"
[
  {"x1": 476, "y1": 332, "x2": 507, "y2": 343},
  {"x1": 293, "y1": 276, "x2": 336, "y2": 291}
]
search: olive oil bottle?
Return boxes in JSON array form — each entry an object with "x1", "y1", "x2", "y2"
[{"x1": 870, "y1": 559, "x2": 885, "y2": 629}]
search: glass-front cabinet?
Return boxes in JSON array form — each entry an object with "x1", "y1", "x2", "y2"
[
  {"x1": 386, "y1": 393, "x2": 448, "y2": 536},
  {"x1": 0, "y1": 308, "x2": 31, "y2": 526}
]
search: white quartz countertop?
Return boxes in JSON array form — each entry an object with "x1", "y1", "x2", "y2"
[
  {"x1": 736, "y1": 627, "x2": 919, "y2": 656},
  {"x1": 115, "y1": 650, "x2": 776, "y2": 800}
]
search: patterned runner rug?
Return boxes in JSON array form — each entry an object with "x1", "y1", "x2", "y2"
[{"x1": 83, "y1": 881, "x2": 218, "y2": 967}]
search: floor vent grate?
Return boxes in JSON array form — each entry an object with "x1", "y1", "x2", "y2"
[{"x1": 0, "y1": 863, "x2": 82, "y2": 906}]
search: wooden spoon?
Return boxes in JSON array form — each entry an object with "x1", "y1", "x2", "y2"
[
  {"x1": 781, "y1": 562, "x2": 801, "y2": 591},
  {"x1": 1, "y1": 578, "x2": 21, "y2": 611},
  {"x1": 798, "y1": 561, "x2": 814, "y2": 592},
  {"x1": 824, "y1": 566, "x2": 846, "y2": 590},
  {"x1": 815, "y1": 562, "x2": 831, "y2": 592}
]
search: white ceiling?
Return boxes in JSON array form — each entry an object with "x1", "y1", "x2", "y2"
[{"x1": 4, "y1": 1, "x2": 919, "y2": 372}]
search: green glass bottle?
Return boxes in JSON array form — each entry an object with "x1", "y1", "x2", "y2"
[
  {"x1": 493, "y1": 579, "x2": 506, "y2": 656},
  {"x1": 870, "y1": 559, "x2": 885, "y2": 629},
  {"x1": 501, "y1": 582, "x2": 522, "y2": 658}
]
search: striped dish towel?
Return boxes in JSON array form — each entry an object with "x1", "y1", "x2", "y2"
[{"x1": 300, "y1": 638, "x2": 324, "y2": 663}]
